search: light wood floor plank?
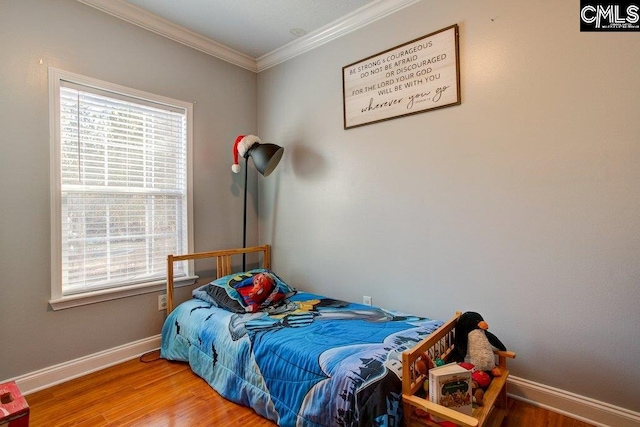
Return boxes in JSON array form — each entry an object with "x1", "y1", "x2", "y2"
[{"x1": 25, "y1": 353, "x2": 593, "y2": 426}]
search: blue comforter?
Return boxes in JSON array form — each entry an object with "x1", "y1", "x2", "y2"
[{"x1": 161, "y1": 292, "x2": 442, "y2": 426}]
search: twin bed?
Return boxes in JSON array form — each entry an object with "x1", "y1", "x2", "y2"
[{"x1": 160, "y1": 245, "x2": 515, "y2": 427}]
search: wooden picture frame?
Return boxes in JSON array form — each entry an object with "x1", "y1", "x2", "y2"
[{"x1": 342, "y1": 24, "x2": 460, "y2": 129}]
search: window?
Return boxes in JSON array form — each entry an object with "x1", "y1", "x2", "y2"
[{"x1": 49, "y1": 68, "x2": 194, "y2": 309}]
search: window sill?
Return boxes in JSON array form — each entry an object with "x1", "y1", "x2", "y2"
[{"x1": 49, "y1": 276, "x2": 198, "y2": 311}]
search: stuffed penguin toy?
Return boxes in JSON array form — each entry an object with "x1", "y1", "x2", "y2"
[{"x1": 454, "y1": 312, "x2": 506, "y2": 376}]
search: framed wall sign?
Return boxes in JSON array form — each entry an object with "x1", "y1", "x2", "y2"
[{"x1": 342, "y1": 24, "x2": 460, "y2": 129}]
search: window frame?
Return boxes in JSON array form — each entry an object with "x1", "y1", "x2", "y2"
[{"x1": 48, "y1": 68, "x2": 196, "y2": 310}]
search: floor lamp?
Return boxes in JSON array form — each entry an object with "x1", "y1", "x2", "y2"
[{"x1": 232, "y1": 135, "x2": 284, "y2": 271}]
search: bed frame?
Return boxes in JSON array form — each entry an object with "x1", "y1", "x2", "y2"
[
  {"x1": 166, "y1": 245, "x2": 270, "y2": 313},
  {"x1": 402, "y1": 312, "x2": 516, "y2": 427},
  {"x1": 165, "y1": 246, "x2": 515, "y2": 426}
]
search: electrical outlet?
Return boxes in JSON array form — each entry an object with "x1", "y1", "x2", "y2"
[
  {"x1": 363, "y1": 295, "x2": 372, "y2": 306},
  {"x1": 158, "y1": 294, "x2": 167, "y2": 311}
]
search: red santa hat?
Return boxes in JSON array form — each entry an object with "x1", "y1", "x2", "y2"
[{"x1": 232, "y1": 135, "x2": 261, "y2": 173}]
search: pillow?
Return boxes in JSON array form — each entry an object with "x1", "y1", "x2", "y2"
[{"x1": 192, "y1": 269, "x2": 296, "y2": 313}]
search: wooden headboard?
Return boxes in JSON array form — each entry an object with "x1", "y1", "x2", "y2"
[{"x1": 166, "y1": 245, "x2": 271, "y2": 313}]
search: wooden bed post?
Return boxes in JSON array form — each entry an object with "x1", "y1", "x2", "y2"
[{"x1": 264, "y1": 245, "x2": 271, "y2": 270}]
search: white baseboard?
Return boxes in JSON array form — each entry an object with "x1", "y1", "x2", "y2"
[
  {"x1": 7, "y1": 340, "x2": 640, "y2": 427},
  {"x1": 10, "y1": 335, "x2": 161, "y2": 395},
  {"x1": 508, "y1": 375, "x2": 640, "y2": 427}
]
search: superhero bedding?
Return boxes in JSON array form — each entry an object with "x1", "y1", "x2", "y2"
[{"x1": 160, "y1": 269, "x2": 443, "y2": 427}]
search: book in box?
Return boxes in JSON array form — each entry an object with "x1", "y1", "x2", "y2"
[{"x1": 428, "y1": 362, "x2": 472, "y2": 422}]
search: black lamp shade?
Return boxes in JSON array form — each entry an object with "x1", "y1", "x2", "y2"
[{"x1": 247, "y1": 143, "x2": 284, "y2": 177}]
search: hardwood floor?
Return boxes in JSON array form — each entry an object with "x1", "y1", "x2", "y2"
[{"x1": 25, "y1": 352, "x2": 594, "y2": 426}]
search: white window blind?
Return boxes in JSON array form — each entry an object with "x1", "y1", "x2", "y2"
[{"x1": 51, "y1": 70, "x2": 193, "y2": 301}]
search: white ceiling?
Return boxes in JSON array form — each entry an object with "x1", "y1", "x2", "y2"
[
  {"x1": 78, "y1": 0, "x2": 422, "y2": 72},
  {"x1": 124, "y1": 0, "x2": 375, "y2": 59}
]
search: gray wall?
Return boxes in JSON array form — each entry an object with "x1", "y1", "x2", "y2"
[
  {"x1": 0, "y1": 0, "x2": 257, "y2": 379},
  {"x1": 258, "y1": 0, "x2": 640, "y2": 413}
]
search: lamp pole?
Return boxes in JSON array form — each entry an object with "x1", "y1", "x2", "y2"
[{"x1": 242, "y1": 156, "x2": 249, "y2": 271}]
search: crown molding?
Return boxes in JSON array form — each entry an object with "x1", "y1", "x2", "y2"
[
  {"x1": 77, "y1": 0, "x2": 423, "y2": 73},
  {"x1": 77, "y1": 0, "x2": 257, "y2": 72},
  {"x1": 256, "y1": 0, "x2": 423, "y2": 72}
]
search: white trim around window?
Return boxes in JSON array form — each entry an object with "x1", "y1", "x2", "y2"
[{"x1": 48, "y1": 68, "x2": 196, "y2": 310}]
